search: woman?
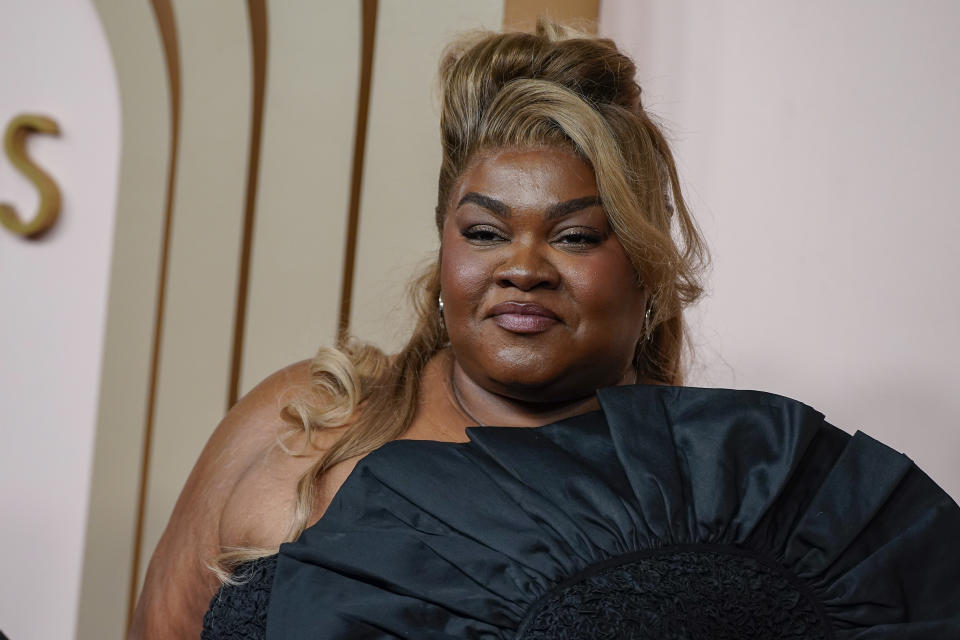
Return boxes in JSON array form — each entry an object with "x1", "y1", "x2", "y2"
[{"x1": 132, "y1": 22, "x2": 960, "y2": 639}]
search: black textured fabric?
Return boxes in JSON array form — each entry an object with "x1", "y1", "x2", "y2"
[
  {"x1": 202, "y1": 554, "x2": 277, "y2": 640},
  {"x1": 265, "y1": 384, "x2": 960, "y2": 639},
  {"x1": 516, "y1": 546, "x2": 830, "y2": 639}
]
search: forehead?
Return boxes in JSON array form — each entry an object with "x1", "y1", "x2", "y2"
[{"x1": 452, "y1": 147, "x2": 598, "y2": 210}]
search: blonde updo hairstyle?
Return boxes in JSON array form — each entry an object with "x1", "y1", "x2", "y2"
[{"x1": 215, "y1": 20, "x2": 706, "y2": 579}]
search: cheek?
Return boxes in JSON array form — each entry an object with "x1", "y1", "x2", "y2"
[
  {"x1": 439, "y1": 237, "x2": 491, "y2": 313},
  {"x1": 567, "y1": 251, "x2": 645, "y2": 329}
]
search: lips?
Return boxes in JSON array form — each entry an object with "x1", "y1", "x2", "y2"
[{"x1": 488, "y1": 301, "x2": 560, "y2": 334}]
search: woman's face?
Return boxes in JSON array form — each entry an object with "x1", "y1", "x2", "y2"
[{"x1": 440, "y1": 146, "x2": 647, "y2": 403}]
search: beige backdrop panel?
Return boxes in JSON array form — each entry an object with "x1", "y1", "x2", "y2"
[
  {"x1": 239, "y1": 2, "x2": 360, "y2": 395},
  {"x1": 503, "y1": 0, "x2": 599, "y2": 31},
  {"x1": 349, "y1": 0, "x2": 504, "y2": 350},
  {"x1": 137, "y1": 0, "x2": 253, "y2": 593},
  {"x1": 77, "y1": 1, "x2": 170, "y2": 638}
]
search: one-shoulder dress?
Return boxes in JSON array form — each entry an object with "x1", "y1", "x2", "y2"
[{"x1": 202, "y1": 384, "x2": 960, "y2": 639}]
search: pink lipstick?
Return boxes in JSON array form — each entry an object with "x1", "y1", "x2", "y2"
[{"x1": 488, "y1": 302, "x2": 559, "y2": 334}]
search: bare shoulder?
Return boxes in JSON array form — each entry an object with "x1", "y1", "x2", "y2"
[
  {"x1": 217, "y1": 368, "x2": 354, "y2": 549},
  {"x1": 129, "y1": 359, "x2": 345, "y2": 638}
]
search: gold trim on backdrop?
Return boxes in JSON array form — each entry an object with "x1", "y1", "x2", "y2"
[
  {"x1": 127, "y1": 0, "x2": 181, "y2": 629},
  {"x1": 337, "y1": 0, "x2": 379, "y2": 345},
  {"x1": 0, "y1": 114, "x2": 62, "y2": 238},
  {"x1": 503, "y1": 0, "x2": 599, "y2": 32},
  {"x1": 228, "y1": 0, "x2": 269, "y2": 409}
]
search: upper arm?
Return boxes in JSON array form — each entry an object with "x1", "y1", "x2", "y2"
[{"x1": 128, "y1": 360, "x2": 323, "y2": 639}]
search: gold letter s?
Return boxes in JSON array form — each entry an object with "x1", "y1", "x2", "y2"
[{"x1": 0, "y1": 114, "x2": 62, "y2": 238}]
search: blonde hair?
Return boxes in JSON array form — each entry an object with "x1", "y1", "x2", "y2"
[{"x1": 215, "y1": 20, "x2": 707, "y2": 579}]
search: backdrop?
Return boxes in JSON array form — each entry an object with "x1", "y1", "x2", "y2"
[{"x1": 0, "y1": 1, "x2": 956, "y2": 638}]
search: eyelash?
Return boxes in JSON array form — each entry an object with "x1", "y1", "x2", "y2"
[
  {"x1": 461, "y1": 226, "x2": 603, "y2": 248},
  {"x1": 556, "y1": 231, "x2": 602, "y2": 247},
  {"x1": 462, "y1": 226, "x2": 503, "y2": 244}
]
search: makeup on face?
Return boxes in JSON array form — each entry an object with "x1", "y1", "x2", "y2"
[{"x1": 439, "y1": 146, "x2": 647, "y2": 403}]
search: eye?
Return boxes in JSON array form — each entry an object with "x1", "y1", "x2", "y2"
[
  {"x1": 462, "y1": 224, "x2": 506, "y2": 245},
  {"x1": 553, "y1": 228, "x2": 603, "y2": 249}
]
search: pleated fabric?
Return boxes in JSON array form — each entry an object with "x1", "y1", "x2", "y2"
[{"x1": 266, "y1": 385, "x2": 960, "y2": 639}]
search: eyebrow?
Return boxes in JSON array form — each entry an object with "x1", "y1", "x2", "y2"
[
  {"x1": 457, "y1": 192, "x2": 509, "y2": 217},
  {"x1": 456, "y1": 193, "x2": 602, "y2": 220},
  {"x1": 545, "y1": 195, "x2": 603, "y2": 219}
]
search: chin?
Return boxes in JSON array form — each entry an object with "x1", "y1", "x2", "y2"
[
  {"x1": 480, "y1": 349, "x2": 598, "y2": 402},
  {"x1": 465, "y1": 359, "x2": 556, "y2": 400}
]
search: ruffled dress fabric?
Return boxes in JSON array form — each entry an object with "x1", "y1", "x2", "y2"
[{"x1": 254, "y1": 384, "x2": 960, "y2": 638}]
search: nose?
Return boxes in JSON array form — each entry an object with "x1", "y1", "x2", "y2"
[{"x1": 494, "y1": 240, "x2": 560, "y2": 291}]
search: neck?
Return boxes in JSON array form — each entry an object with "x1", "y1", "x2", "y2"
[{"x1": 448, "y1": 355, "x2": 625, "y2": 428}]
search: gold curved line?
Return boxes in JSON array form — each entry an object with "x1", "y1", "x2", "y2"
[
  {"x1": 127, "y1": 0, "x2": 181, "y2": 630},
  {"x1": 0, "y1": 114, "x2": 62, "y2": 238},
  {"x1": 337, "y1": 0, "x2": 379, "y2": 346},
  {"x1": 228, "y1": 0, "x2": 269, "y2": 409}
]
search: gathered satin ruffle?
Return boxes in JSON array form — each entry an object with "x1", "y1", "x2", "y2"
[{"x1": 266, "y1": 385, "x2": 960, "y2": 639}]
